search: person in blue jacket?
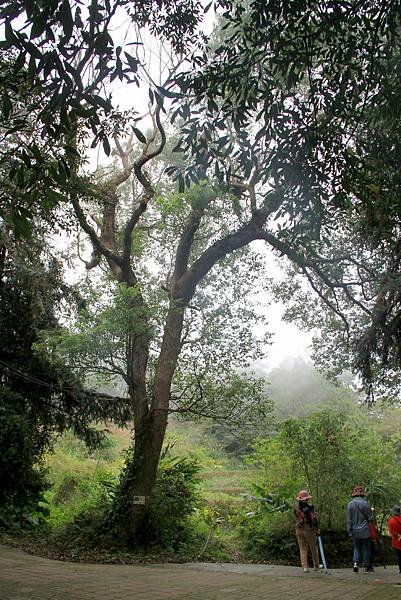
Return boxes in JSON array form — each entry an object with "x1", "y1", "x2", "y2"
[{"x1": 347, "y1": 485, "x2": 375, "y2": 573}]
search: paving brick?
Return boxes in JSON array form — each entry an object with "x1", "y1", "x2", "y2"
[{"x1": 2, "y1": 544, "x2": 401, "y2": 600}]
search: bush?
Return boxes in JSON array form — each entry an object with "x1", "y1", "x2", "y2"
[
  {"x1": 239, "y1": 408, "x2": 401, "y2": 566},
  {"x1": 241, "y1": 508, "x2": 297, "y2": 562},
  {"x1": 248, "y1": 409, "x2": 401, "y2": 531},
  {"x1": 47, "y1": 454, "x2": 202, "y2": 554},
  {"x1": 136, "y1": 456, "x2": 201, "y2": 550},
  {"x1": 46, "y1": 469, "x2": 116, "y2": 532}
]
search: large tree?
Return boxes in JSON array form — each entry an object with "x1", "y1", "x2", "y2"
[{"x1": 53, "y1": 105, "x2": 274, "y2": 541}]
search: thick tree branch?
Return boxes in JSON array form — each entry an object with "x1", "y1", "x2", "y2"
[
  {"x1": 172, "y1": 207, "x2": 205, "y2": 282},
  {"x1": 110, "y1": 134, "x2": 135, "y2": 187},
  {"x1": 71, "y1": 195, "x2": 124, "y2": 269},
  {"x1": 176, "y1": 212, "x2": 268, "y2": 304}
]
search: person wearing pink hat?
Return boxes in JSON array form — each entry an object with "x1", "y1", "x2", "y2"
[
  {"x1": 347, "y1": 485, "x2": 375, "y2": 573},
  {"x1": 294, "y1": 489, "x2": 321, "y2": 573}
]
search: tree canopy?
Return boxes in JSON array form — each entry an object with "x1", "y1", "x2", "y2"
[
  {"x1": 173, "y1": 0, "x2": 401, "y2": 391},
  {"x1": 0, "y1": 0, "x2": 207, "y2": 234}
]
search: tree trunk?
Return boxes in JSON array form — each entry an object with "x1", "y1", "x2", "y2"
[
  {"x1": 118, "y1": 407, "x2": 168, "y2": 542},
  {"x1": 112, "y1": 302, "x2": 185, "y2": 543}
]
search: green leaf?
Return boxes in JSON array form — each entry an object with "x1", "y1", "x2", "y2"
[
  {"x1": 154, "y1": 90, "x2": 164, "y2": 107},
  {"x1": 90, "y1": 94, "x2": 112, "y2": 112},
  {"x1": 16, "y1": 167, "x2": 25, "y2": 188},
  {"x1": 47, "y1": 189, "x2": 66, "y2": 204},
  {"x1": 156, "y1": 85, "x2": 181, "y2": 100},
  {"x1": 24, "y1": 0, "x2": 35, "y2": 19},
  {"x1": 30, "y1": 16, "x2": 47, "y2": 39},
  {"x1": 124, "y1": 52, "x2": 139, "y2": 72},
  {"x1": 132, "y1": 127, "x2": 147, "y2": 144},
  {"x1": 61, "y1": 0, "x2": 74, "y2": 40},
  {"x1": 5, "y1": 20, "x2": 18, "y2": 44},
  {"x1": 21, "y1": 39, "x2": 42, "y2": 59},
  {"x1": 63, "y1": 144, "x2": 80, "y2": 158},
  {"x1": 103, "y1": 136, "x2": 111, "y2": 156},
  {"x1": 12, "y1": 211, "x2": 31, "y2": 238},
  {"x1": 2, "y1": 95, "x2": 12, "y2": 119}
]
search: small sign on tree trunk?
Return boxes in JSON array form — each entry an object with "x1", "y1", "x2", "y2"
[{"x1": 132, "y1": 496, "x2": 146, "y2": 505}]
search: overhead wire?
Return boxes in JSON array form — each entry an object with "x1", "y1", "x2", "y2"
[{"x1": 0, "y1": 357, "x2": 84, "y2": 395}]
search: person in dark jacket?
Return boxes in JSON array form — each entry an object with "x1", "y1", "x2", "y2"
[
  {"x1": 387, "y1": 505, "x2": 401, "y2": 573},
  {"x1": 347, "y1": 485, "x2": 374, "y2": 573},
  {"x1": 294, "y1": 489, "x2": 321, "y2": 573}
]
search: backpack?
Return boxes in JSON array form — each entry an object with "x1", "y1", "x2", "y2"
[{"x1": 295, "y1": 502, "x2": 319, "y2": 529}]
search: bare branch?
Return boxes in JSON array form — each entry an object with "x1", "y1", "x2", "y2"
[
  {"x1": 110, "y1": 134, "x2": 135, "y2": 187},
  {"x1": 259, "y1": 230, "x2": 372, "y2": 318},
  {"x1": 71, "y1": 195, "x2": 123, "y2": 270},
  {"x1": 121, "y1": 104, "x2": 167, "y2": 269}
]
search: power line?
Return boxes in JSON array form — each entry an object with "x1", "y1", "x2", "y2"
[
  {"x1": 0, "y1": 358, "x2": 129, "y2": 411},
  {"x1": 0, "y1": 357, "x2": 81, "y2": 395}
]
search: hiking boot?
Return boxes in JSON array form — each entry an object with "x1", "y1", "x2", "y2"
[
  {"x1": 353, "y1": 563, "x2": 359, "y2": 573},
  {"x1": 363, "y1": 567, "x2": 370, "y2": 574},
  {"x1": 313, "y1": 565, "x2": 323, "y2": 571},
  {"x1": 303, "y1": 567, "x2": 310, "y2": 573}
]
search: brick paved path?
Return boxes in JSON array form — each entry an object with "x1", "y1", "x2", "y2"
[{"x1": 1, "y1": 545, "x2": 401, "y2": 599}]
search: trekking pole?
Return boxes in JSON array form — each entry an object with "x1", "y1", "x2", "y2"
[{"x1": 317, "y1": 536, "x2": 328, "y2": 574}]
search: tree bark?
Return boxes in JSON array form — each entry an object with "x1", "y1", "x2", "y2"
[{"x1": 114, "y1": 301, "x2": 185, "y2": 542}]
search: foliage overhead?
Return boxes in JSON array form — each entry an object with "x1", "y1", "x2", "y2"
[
  {"x1": 172, "y1": 0, "x2": 401, "y2": 390},
  {"x1": 0, "y1": 0, "x2": 209, "y2": 234}
]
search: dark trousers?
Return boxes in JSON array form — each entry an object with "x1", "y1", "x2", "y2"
[
  {"x1": 395, "y1": 548, "x2": 401, "y2": 573},
  {"x1": 352, "y1": 536, "x2": 371, "y2": 568},
  {"x1": 368, "y1": 539, "x2": 375, "y2": 569}
]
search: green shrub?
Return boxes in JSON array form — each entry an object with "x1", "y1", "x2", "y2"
[
  {"x1": 48, "y1": 454, "x2": 202, "y2": 553},
  {"x1": 54, "y1": 431, "x2": 117, "y2": 463},
  {"x1": 240, "y1": 408, "x2": 401, "y2": 566},
  {"x1": 248, "y1": 409, "x2": 401, "y2": 530},
  {"x1": 241, "y1": 507, "x2": 296, "y2": 561},
  {"x1": 136, "y1": 456, "x2": 201, "y2": 550}
]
